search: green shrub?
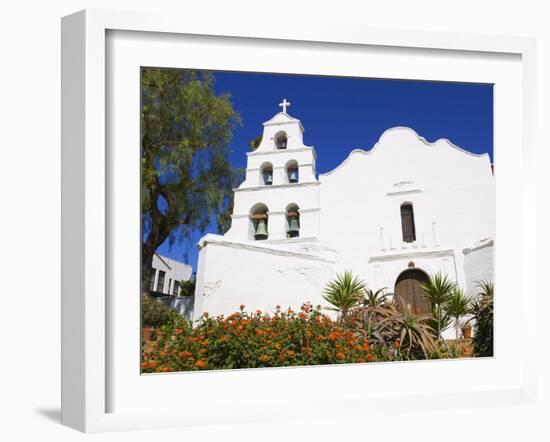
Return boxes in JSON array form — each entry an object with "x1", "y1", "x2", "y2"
[
  {"x1": 471, "y1": 281, "x2": 494, "y2": 357},
  {"x1": 179, "y1": 279, "x2": 196, "y2": 297},
  {"x1": 141, "y1": 303, "x2": 394, "y2": 373},
  {"x1": 141, "y1": 295, "x2": 177, "y2": 328}
]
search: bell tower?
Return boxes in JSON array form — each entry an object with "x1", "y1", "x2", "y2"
[{"x1": 226, "y1": 99, "x2": 321, "y2": 242}]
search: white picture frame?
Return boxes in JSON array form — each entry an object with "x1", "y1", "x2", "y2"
[{"x1": 61, "y1": 9, "x2": 537, "y2": 433}]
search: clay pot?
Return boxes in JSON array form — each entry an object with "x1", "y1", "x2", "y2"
[
  {"x1": 461, "y1": 326, "x2": 472, "y2": 339},
  {"x1": 142, "y1": 327, "x2": 154, "y2": 341}
]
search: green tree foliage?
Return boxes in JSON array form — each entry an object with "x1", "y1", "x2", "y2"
[
  {"x1": 141, "y1": 68, "x2": 242, "y2": 290},
  {"x1": 248, "y1": 135, "x2": 262, "y2": 151}
]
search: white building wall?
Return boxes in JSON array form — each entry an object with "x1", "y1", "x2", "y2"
[
  {"x1": 151, "y1": 254, "x2": 193, "y2": 295},
  {"x1": 463, "y1": 239, "x2": 494, "y2": 296},
  {"x1": 193, "y1": 235, "x2": 336, "y2": 321},
  {"x1": 319, "y1": 127, "x2": 494, "y2": 290}
]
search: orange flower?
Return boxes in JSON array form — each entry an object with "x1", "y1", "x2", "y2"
[
  {"x1": 161, "y1": 367, "x2": 172, "y2": 373},
  {"x1": 195, "y1": 359, "x2": 207, "y2": 369},
  {"x1": 199, "y1": 348, "x2": 208, "y2": 354},
  {"x1": 355, "y1": 345, "x2": 362, "y2": 352},
  {"x1": 328, "y1": 331, "x2": 341, "y2": 341},
  {"x1": 394, "y1": 340, "x2": 401, "y2": 349},
  {"x1": 219, "y1": 334, "x2": 230, "y2": 343},
  {"x1": 259, "y1": 355, "x2": 269, "y2": 362},
  {"x1": 274, "y1": 343, "x2": 281, "y2": 350},
  {"x1": 149, "y1": 360, "x2": 157, "y2": 369},
  {"x1": 336, "y1": 352, "x2": 345, "y2": 360},
  {"x1": 175, "y1": 328, "x2": 183, "y2": 335},
  {"x1": 287, "y1": 350, "x2": 296, "y2": 358},
  {"x1": 179, "y1": 351, "x2": 192, "y2": 358},
  {"x1": 298, "y1": 312, "x2": 306, "y2": 319},
  {"x1": 363, "y1": 343, "x2": 370, "y2": 352},
  {"x1": 141, "y1": 362, "x2": 149, "y2": 370}
]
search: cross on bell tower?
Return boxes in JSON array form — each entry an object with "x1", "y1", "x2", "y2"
[{"x1": 279, "y1": 98, "x2": 291, "y2": 113}]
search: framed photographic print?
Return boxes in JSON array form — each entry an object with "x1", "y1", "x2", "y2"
[{"x1": 61, "y1": 9, "x2": 537, "y2": 432}]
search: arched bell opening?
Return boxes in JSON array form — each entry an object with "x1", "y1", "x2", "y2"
[
  {"x1": 250, "y1": 203, "x2": 269, "y2": 241},
  {"x1": 286, "y1": 203, "x2": 300, "y2": 238},
  {"x1": 260, "y1": 162, "x2": 273, "y2": 186},
  {"x1": 275, "y1": 131, "x2": 288, "y2": 150},
  {"x1": 394, "y1": 268, "x2": 431, "y2": 316},
  {"x1": 286, "y1": 159, "x2": 299, "y2": 184}
]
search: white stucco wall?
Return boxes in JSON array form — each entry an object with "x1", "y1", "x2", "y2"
[
  {"x1": 193, "y1": 235, "x2": 337, "y2": 321},
  {"x1": 463, "y1": 238, "x2": 494, "y2": 295},
  {"x1": 319, "y1": 127, "x2": 494, "y2": 290}
]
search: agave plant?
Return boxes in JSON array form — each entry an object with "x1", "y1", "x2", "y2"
[
  {"x1": 322, "y1": 271, "x2": 367, "y2": 322},
  {"x1": 348, "y1": 296, "x2": 396, "y2": 345},
  {"x1": 420, "y1": 272, "x2": 456, "y2": 341},
  {"x1": 445, "y1": 287, "x2": 472, "y2": 340},
  {"x1": 380, "y1": 305, "x2": 437, "y2": 359}
]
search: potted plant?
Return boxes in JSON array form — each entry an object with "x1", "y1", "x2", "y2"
[
  {"x1": 142, "y1": 327, "x2": 154, "y2": 341},
  {"x1": 461, "y1": 321, "x2": 472, "y2": 339}
]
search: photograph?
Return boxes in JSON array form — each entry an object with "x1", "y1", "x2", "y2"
[{"x1": 140, "y1": 68, "x2": 495, "y2": 373}]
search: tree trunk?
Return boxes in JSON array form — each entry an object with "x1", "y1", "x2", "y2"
[{"x1": 141, "y1": 217, "x2": 171, "y2": 295}]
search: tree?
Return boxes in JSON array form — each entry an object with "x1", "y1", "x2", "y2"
[{"x1": 141, "y1": 68, "x2": 241, "y2": 292}]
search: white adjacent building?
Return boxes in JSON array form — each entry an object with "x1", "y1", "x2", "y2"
[
  {"x1": 194, "y1": 100, "x2": 494, "y2": 332},
  {"x1": 151, "y1": 253, "x2": 192, "y2": 296}
]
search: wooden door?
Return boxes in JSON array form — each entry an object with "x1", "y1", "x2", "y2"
[{"x1": 394, "y1": 269, "x2": 431, "y2": 315}]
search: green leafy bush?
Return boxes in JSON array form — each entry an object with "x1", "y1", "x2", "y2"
[
  {"x1": 141, "y1": 295, "x2": 178, "y2": 328},
  {"x1": 142, "y1": 304, "x2": 395, "y2": 373},
  {"x1": 471, "y1": 281, "x2": 494, "y2": 357}
]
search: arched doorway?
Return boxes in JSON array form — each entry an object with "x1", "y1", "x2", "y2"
[{"x1": 394, "y1": 269, "x2": 431, "y2": 315}]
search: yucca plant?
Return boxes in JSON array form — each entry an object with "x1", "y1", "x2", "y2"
[
  {"x1": 420, "y1": 272, "x2": 456, "y2": 342},
  {"x1": 362, "y1": 287, "x2": 389, "y2": 308},
  {"x1": 445, "y1": 287, "x2": 472, "y2": 340},
  {"x1": 322, "y1": 271, "x2": 367, "y2": 323}
]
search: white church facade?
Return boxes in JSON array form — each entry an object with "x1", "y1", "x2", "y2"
[{"x1": 194, "y1": 100, "x2": 494, "y2": 334}]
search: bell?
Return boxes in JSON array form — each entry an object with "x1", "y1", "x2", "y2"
[
  {"x1": 287, "y1": 217, "x2": 300, "y2": 238},
  {"x1": 254, "y1": 219, "x2": 268, "y2": 240},
  {"x1": 264, "y1": 173, "x2": 273, "y2": 185},
  {"x1": 289, "y1": 169, "x2": 298, "y2": 183}
]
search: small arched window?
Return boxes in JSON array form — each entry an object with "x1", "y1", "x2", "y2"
[
  {"x1": 250, "y1": 204, "x2": 269, "y2": 241},
  {"x1": 260, "y1": 162, "x2": 273, "y2": 185},
  {"x1": 400, "y1": 203, "x2": 416, "y2": 243},
  {"x1": 286, "y1": 203, "x2": 300, "y2": 238},
  {"x1": 275, "y1": 131, "x2": 288, "y2": 149},
  {"x1": 286, "y1": 160, "x2": 299, "y2": 183}
]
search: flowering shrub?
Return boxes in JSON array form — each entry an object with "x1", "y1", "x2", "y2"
[{"x1": 141, "y1": 303, "x2": 397, "y2": 373}]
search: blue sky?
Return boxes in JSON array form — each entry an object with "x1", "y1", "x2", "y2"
[{"x1": 155, "y1": 71, "x2": 493, "y2": 274}]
